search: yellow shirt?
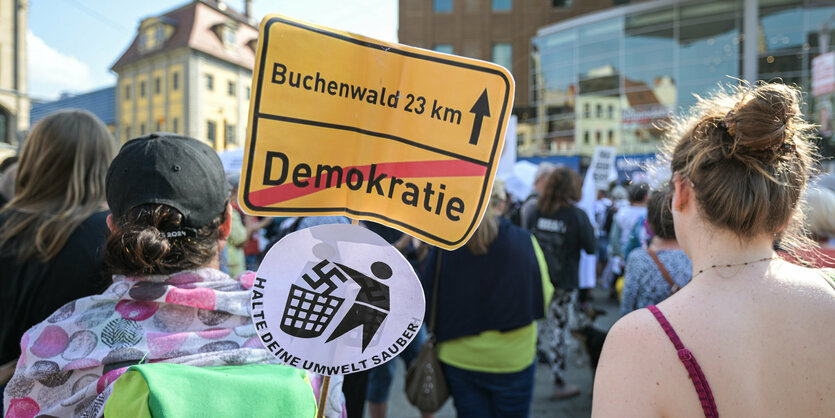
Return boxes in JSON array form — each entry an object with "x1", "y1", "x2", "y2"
[{"x1": 437, "y1": 236, "x2": 554, "y2": 373}]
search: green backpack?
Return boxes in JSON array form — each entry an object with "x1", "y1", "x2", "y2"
[{"x1": 104, "y1": 363, "x2": 316, "y2": 418}]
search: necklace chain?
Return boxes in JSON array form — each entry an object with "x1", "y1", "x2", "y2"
[{"x1": 691, "y1": 256, "x2": 779, "y2": 280}]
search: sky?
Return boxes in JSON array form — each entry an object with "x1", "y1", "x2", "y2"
[{"x1": 27, "y1": 0, "x2": 398, "y2": 100}]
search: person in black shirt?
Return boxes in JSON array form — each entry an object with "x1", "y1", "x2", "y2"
[
  {"x1": 0, "y1": 110, "x2": 115, "y2": 389},
  {"x1": 529, "y1": 166, "x2": 596, "y2": 399}
]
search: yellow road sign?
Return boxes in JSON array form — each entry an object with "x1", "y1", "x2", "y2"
[{"x1": 240, "y1": 14, "x2": 514, "y2": 250}]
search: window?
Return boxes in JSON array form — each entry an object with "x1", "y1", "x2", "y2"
[
  {"x1": 608, "y1": 130, "x2": 614, "y2": 144},
  {"x1": 173, "y1": 72, "x2": 179, "y2": 90},
  {"x1": 433, "y1": 44, "x2": 454, "y2": 54},
  {"x1": 140, "y1": 81, "x2": 146, "y2": 98},
  {"x1": 228, "y1": 81, "x2": 235, "y2": 96},
  {"x1": 596, "y1": 104, "x2": 602, "y2": 118},
  {"x1": 207, "y1": 121, "x2": 217, "y2": 147},
  {"x1": 139, "y1": 33, "x2": 147, "y2": 50},
  {"x1": 595, "y1": 131, "x2": 601, "y2": 144},
  {"x1": 583, "y1": 103, "x2": 590, "y2": 118},
  {"x1": 224, "y1": 27, "x2": 236, "y2": 46},
  {"x1": 155, "y1": 26, "x2": 164, "y2": 44},
  {"x1": 433, "y1": 0, "x2": 452, "y2": 13},
  {"x1": 552, "y1": 0, "x2": 572, "y2": 7},
  {"x1": 206, "y1": 74, "x2": 214, "y2": 91},
  {"x1": 246, "y1": 87, "x2": 251, "y2": 100},
  {"x1": 491, "y1": 43, "x2": 512, "y2": 72},
  {"x1": 225, "y1": 122, "x2": 236, "y2": 147},
  {"x1": 125, "y1": 125, "x2": 131, "y2": 139},
  {"x1": 140, "y1": 123, "x2": 146, "y2": 135},
  {"x1": 154, "y1": 77, "x2": 161, "y2": 94},
  {"x1": 607, "y1": 105, "x2": 614, "y2": 119},
  {"x1": 584, "y1": 131, "x2": 590, "y2": 144},
  {"x1": 156, "y1": 121, "x2": 162, "y2": 131},
  {"x1": 173, "y1": 118, "x2": 179, "y2": 133},
  {"x1": 124, "y1": 85, "x2": 131, "y2": 100},
  {"x1": 492, "y1": 0, "x2": 512, "y2": 12}
]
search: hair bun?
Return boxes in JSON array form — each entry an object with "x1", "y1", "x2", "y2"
[{"x1": 723, "y1": 83, "x2": 801, "y2": 163}]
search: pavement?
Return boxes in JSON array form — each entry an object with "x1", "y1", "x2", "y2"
[{"x1": 365, "y1": 288, "x2": 621, "y2": 418}]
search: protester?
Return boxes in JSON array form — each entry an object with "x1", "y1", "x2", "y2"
[
  {"x1": 608, "y1": 182, "x2": 649, "y2": 261},
  {"x1": 593, "y1": 188, "x2": 613, "y2": 276},
  {"x1": 620, "y1": 187, "x2": 691, "y2": 316},
  {"x1": 605, "y1": 182, "x2": 649, "y2": 299},
  {"x1": 2, "y1": 134, "x2": 317, "y2": 416},
  {"x1": 421, "y1": 178, "x2": 553, "y2": 416},
  {"x1": 224, "y1": 174, "x2": 248, "y2": 277},
  {"x1": 362, "y1": 223, "x2": 431, "y2": 418},
  {"x1": 0, "y1": 110, "x2": 115, "y2": 392},
  {"x1": 528, "y1": 167, "x2": 596, "y2": 399},
  {"x1": 593, "y1": 83, "x2": 835, "y2": 416},
  {"x1": 241, "y1": 213, "x2": 272, "y2": 270},
  {"x1": 519, "y1": 161, "x2": 555, "y2": 229},
  {"x1": 779, "y1": 186, "x2": 835, "y2": 268}
]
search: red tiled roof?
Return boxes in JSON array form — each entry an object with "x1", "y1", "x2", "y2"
[
  {"x1": 624, "y1": 78, "x2": 660, "y2": 107},
  {"x1": 111, "y1": 1, "x2": 258, "y2": 71}
]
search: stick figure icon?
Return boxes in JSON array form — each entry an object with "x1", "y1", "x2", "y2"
[{"x1": 325, "y1": 261, "x2": 392, "y2": 352}]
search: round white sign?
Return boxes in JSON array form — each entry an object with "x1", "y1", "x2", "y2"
[{"x1": 250, "y1": 223, "x2": 426, "y2": 375}]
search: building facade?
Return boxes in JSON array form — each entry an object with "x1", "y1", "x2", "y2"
[
  {"x1": 0, "y1": 0, "x2": 29, "y2": 147},
  {"x1": 528, "y1": 0, "x2": 835, "y2": 156},
  {"x1": 397, "y1": 0, "x2": 625, "y2": 120},
  {"x1": 112, "y1": 0, "x2": 257, "y2": 150}
]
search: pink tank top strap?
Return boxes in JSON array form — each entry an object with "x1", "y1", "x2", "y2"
[{"x1": 646, "y1": 305, "x2": 719, "y2": 418}]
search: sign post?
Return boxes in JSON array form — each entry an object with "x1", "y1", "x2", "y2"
[
  {"x1": 239, "y1": 14, "x2": 514, "y2": 250},
  {"x1": 578, "y1": 147, "x2": 617, "y2": 289}
]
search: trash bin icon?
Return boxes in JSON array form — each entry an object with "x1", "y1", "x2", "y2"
[{"x1": 280, "y1": 284, "x2": 344, "y2": 338}]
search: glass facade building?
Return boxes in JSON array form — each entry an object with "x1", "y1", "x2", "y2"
[{"x1": 526, "y1": 0, "x2": 835, "y2": 157}]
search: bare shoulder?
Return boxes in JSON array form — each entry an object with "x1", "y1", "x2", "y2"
[
  {"x1": 592, "y1": 308, "x2": 676, "y2": 418},
  {"x1": 773, "y1": 262, "x2": 835, "y2": 305}
]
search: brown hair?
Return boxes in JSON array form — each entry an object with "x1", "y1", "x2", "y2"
[
  {"x1": 666, "y1": 82, "x2": 816, "y2": 248},
  {"x1": 646, "y1": 187, "x2": 675, "y2": 240},
  {"x1": 466, "y1": 178, "x2": 506, "y2": 255},
  {"x1": 104, "y1": 203, "x2": 228, "y2": 275},
  {"x1": 537, "y1": 166, "x2": 582, "y2": 216},
  {"x1": 0, "y1": 109, "x2": 115, "y2": 261}
]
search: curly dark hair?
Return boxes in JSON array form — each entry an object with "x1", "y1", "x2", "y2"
[{"x1": 104, "y1": 203, "x2": 228, "y2": 275}]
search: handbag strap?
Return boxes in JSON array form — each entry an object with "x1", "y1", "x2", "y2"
[
  {"x1": 647, "y1": 249, "x2": 675, "y2": 288},
  {"x1": 428, "y1": 250, "x2": 442, "y2": 335}
]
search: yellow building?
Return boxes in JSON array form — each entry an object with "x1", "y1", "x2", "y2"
[
  {"x1": 0, "y1": 0, "x2": 29, "y2": 147},
  {"x1": 112, "y1": 0, "x2": 257, "y2": 150}
]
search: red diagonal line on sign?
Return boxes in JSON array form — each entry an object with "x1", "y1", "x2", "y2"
[{"x1": 249, "y1": 159, "x2": 487, "y2": 207}]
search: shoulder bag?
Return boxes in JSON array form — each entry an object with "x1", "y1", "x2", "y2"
[
  {"x1": 647, "y1": 249, "x2": 681, "y2": 295},
  {"x1": 405, "y1": 251, "x2": 450, "y2": 413}
]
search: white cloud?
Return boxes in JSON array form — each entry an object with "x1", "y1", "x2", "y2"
[{"x1": 27, "y1": 30, "x2": 105, "y2": 100}]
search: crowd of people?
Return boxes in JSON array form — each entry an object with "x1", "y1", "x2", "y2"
[{"x1": 2, "y1": 81, "x2": 835, "y2": 418}]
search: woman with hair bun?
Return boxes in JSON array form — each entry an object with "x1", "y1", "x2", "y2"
[
  {"x1": 593, "y1": 83, "x2": 835, "y2": 417},
  {"x1": 3, "y1": 134, "x2": 315, "y2": 417}
]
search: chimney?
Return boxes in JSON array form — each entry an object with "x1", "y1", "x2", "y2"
[{"x1": 245, "y1": 0, "x2": 252, "y2": 19}]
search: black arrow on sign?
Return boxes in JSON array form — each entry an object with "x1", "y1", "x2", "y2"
[{"x1": 468, "y1": 89, "x2": 491, "y2": 145}]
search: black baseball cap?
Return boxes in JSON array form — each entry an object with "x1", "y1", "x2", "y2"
[{"x1": 106, "y1": 133, "x2": 230, "y2": 229}]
